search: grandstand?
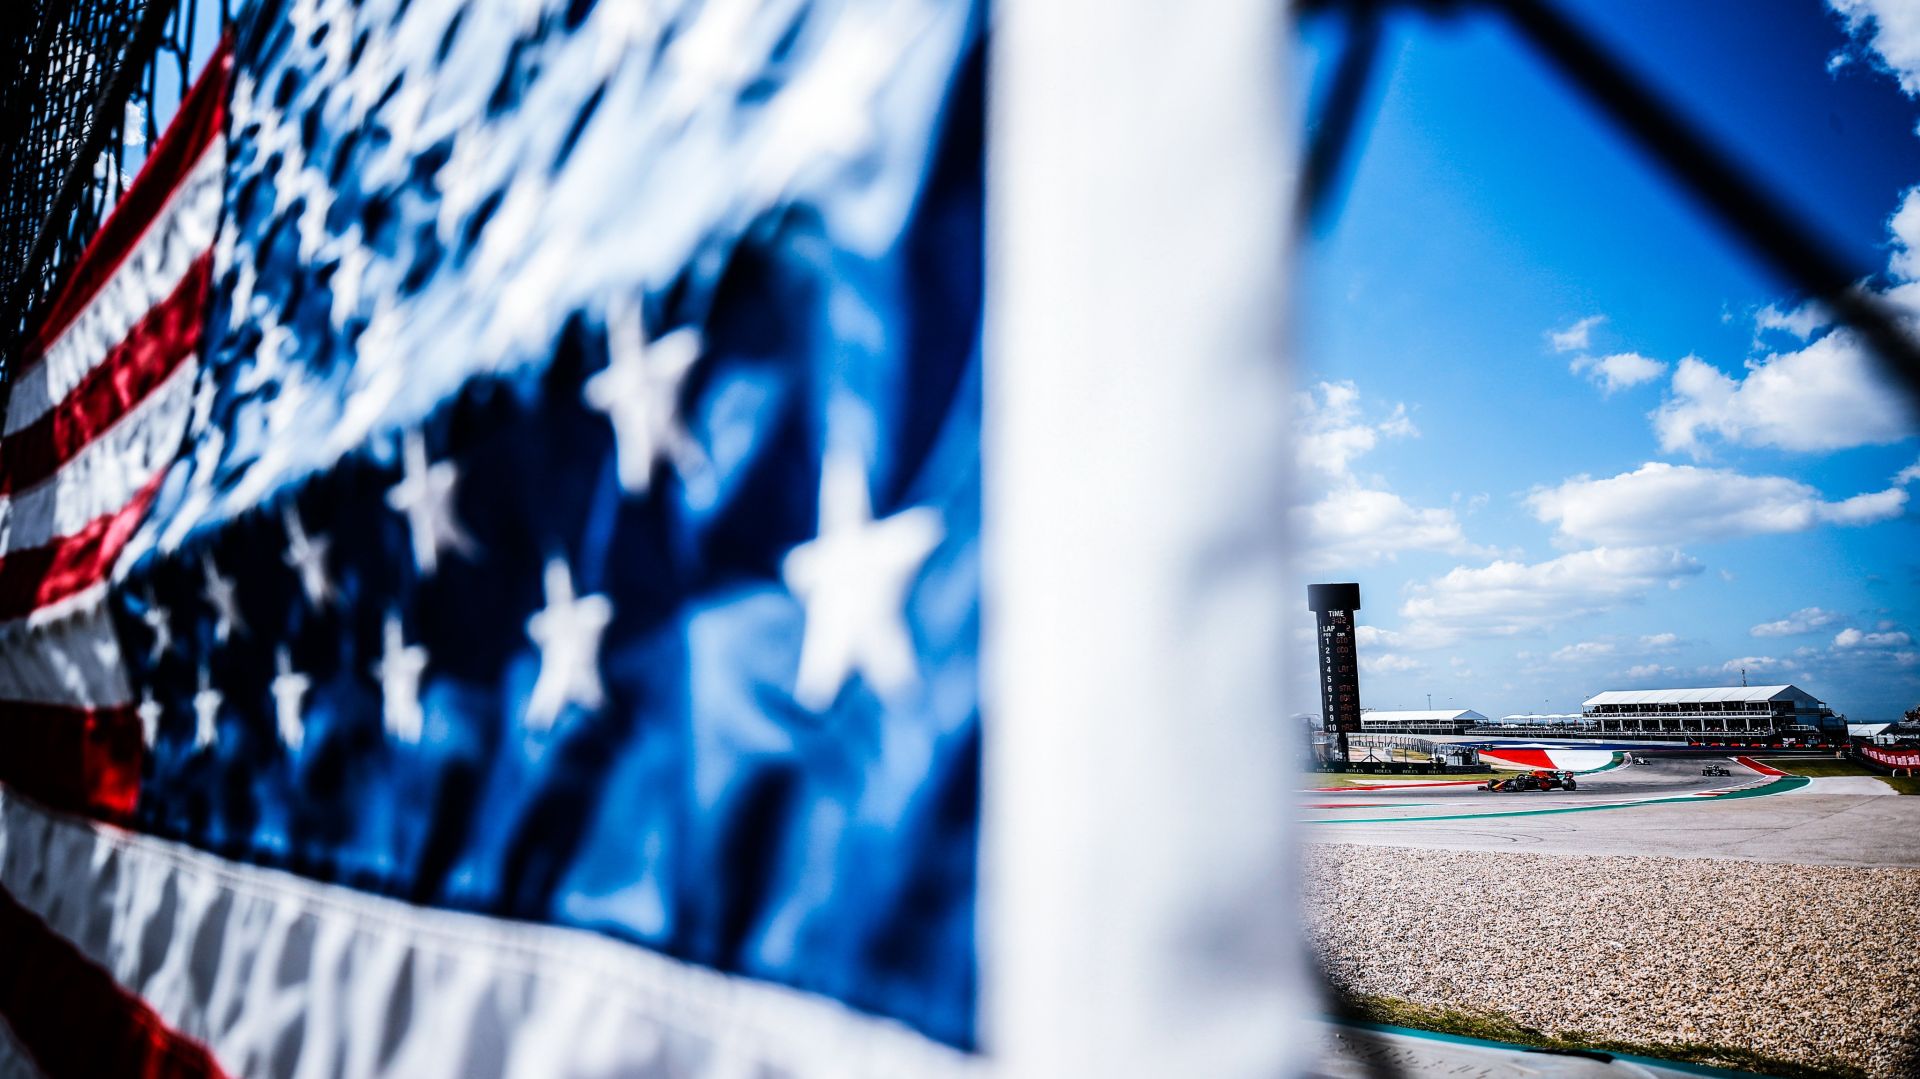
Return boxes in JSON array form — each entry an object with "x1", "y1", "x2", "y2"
[
  {"x1": 1579, "y1": 685, "x2": 1842, "y2": 741},
  {"x1": 1359, "y1": 709, "x2": 1487, "y2": 735}
]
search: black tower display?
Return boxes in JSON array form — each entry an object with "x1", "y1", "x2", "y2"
[{"x1": 1307, "y1": 583, "x2": 1362, "y2": 763}]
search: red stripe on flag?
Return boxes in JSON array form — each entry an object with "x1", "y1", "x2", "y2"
[
  {"x1": 25, "y1": 40, "x2": 230, "y2": 359},
  {"x1": 0, "y1": 885, "x2": 229, "y2": 1079},
  {"x1": 0, "y1": 702, "x2": 142, "y2": 820},
  {"x1": 0, "y1": 476, "x2": 162, "y2": 622},
  {"x1": 0, "y1": 253, "x2": 209, "y2": 496}
]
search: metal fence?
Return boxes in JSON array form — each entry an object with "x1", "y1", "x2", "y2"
[{"x1": 0, "y1": 0, "x2": 218, "y2": 364}]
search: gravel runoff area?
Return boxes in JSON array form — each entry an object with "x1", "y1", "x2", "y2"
[{"x1": 1305, "y1": 843, "x2": 1920, "y2": 1077}]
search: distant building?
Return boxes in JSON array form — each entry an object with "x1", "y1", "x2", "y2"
[
  {"x1": 1580, "y1": 685, "x2": 1842, "y2": 740},
  {"x1": 1359, "y1": 709, "x2": 1487, "y2": 735}
]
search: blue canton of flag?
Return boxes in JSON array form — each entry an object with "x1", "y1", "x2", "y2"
[{"x1": 112, "y1": 0, "x2": 983, "y2": 1047}]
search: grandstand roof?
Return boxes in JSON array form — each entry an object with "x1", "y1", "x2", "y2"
[
  {"x1": 1582, "y1": 685, "x2": 1819, "y2": 707},
  {"x1": 1361, "y1": 709, "x2": 1487, "y2": 722}
]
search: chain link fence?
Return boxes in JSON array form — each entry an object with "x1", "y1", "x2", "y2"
[{"x1": 0, "y1": 0, "x2": 218, "y2": 365}]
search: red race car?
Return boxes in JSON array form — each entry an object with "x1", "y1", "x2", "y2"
[{"x1": 1483, "y1": 769, "x2": 1578, "y2": 792}]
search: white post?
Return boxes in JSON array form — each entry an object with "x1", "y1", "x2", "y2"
[{"x1": 984, "y1": 2, "x2": 1311, "y2": 1077}]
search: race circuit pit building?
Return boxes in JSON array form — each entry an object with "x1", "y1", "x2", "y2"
[
  {"x1": 1359, "y1": 709, "x2": 1488, "y2": 735},
  {"x1": 1579, "y1": 685, "x2": 1842, "y2": 740}
]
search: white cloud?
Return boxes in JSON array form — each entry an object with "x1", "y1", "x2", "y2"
[
  {"x1": 1624, "y1": 663, "x2": 1677, "y2": 680},
  {"x1": 1653, "y1": 188, "x2": 1920, "y2": 455},
  {"x1": 1754, "y1": 301, "x2": 1828, "y2": 341},
  {"x1": 1653, "y1": 340, "x2": 1916, "y2": 455},
  {"x1": 1751, "y1": 607, "x2": 1843, "y2": 637},
  {"x1": 1721, "y1": 656, "x2": 1791, "y2": 674},
  {"x1": 1894, "y1": 187, "x2": 1920, "y2": 276},
  {"x1": 1298, "y1": 489, "x2": 1487, "y2": 572},
  {"x1": 1293, "y1": 382, "x2": 1486, "y2": 571},
  {"x1": 1570, "y1": 351, "x2": 1667, "y2": 394},
  {"x1": 1639, "y1": 632, "x2": 1681, "y2": 650},
  {"x1": 1355, "y1": 625, "x2": 1401, "y2": 648},
  {"x1": 1831, "y1": 0, "x2": 1920, "y2": 95},
  {"x1": 1527, "y1": 462, "x2": 1907, "y2": 546},
  {"x1": 1362, "y1": 652, "x2": 1424, "y2": 674},
  {"x1": 1551, "y1": 640, "x2": 1615, "y2": 663},
  {"x1": 1295, "y1": 381, "x2": 1412, "y2": 482},
  {"x1": 1834, "y1": 627, "x2": 1914, "y2": 649},
  {"x1": 1399, "y1": 546, "x2": 1703, "y2": 644},
  {"x1": 1897, "y1": 457, "x2": 1920, "y2": 486},
  {"x1": 1549, "y1": 315, "x2": 1605, "y2": 353}
]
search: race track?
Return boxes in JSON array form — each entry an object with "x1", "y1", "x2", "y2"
[{"x1": 1303, "y1": 757, "x2": 1920, "y2": 867}]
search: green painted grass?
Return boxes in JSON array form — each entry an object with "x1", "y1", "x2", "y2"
[
  {"x1": 1336, "y1": 993, "x2": 1868, "y2": 1078},
  {"x1": 1755, "y1": 757, "x2": 1920, "y2": 794}
]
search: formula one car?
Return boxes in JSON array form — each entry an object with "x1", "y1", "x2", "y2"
[
  {"x1": 1483, "y1": 769, "x2": 1578, "y2": 792},
  {"x1": 1701, "y1": 764, "x2": 1732, "y2": 777}
]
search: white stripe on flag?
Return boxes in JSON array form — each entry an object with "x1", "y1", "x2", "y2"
[
  {"x1": 0, "y1": 788, "x2": 979, "y2": 1079},
  {"x1": 0, "y1": 583, "x2": 131, "y2": 708},
  {"x1": 5, "y1": 143, "x2": 221, "y2": 437},
  {"x1": 0, "y1": 358, "x2": 197, "y2": 557}
]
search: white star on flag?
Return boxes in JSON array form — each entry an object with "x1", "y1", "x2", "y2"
[
  {"x1": 282, "y1": 504, "x2": 334, "y2": 607},
  {"x1": 192, "y1": 666, "x2": 222, "y2": 750},
  {"x1": 375, "y1": 612, "x2": 429, "y2": 744},
  {"x1": 583, "y1": 300, "x2": 705, "y2": 495},
  {"x1": 202, "y1": 558, "x2": 246, "y2": 643},
  {"x1": 386, "y1": 430, "x2": 475, "y2": 575},
  {"x1": 271, "y1": 647, "x2": 312, "y2": 752},
  {"x1": 141, "y1": 598, "x2": 173, "y2": 661},
  {"x1": 781, "y1": 447, "x2": 942, "y2": 710},
  {"x1": 525, "y1": 558, "x2": 615, "y2": 732},
  {"x1": 137, "y1": 690, "x2": 163, "y2": 748}
]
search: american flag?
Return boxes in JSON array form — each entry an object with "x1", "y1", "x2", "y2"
[{"x1": 4, "y1": 0, "x2": 983, "y2": 1072}]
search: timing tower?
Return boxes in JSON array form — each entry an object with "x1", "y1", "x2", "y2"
[{"x1": 1307, "y1": 583, "x2": 1362, "y2": 762}]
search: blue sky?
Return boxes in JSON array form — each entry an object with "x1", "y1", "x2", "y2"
[{"x1": 1296, "y1": 0, "x2": 1920, "y2": 722}]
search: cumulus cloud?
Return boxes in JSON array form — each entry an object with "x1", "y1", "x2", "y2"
[
  {"x1": 1721, "y1": 656, "x2": 1790, "y2": 674},
  {"x1": 1751, "y1": 607, "x2": 1843, "y2": 637},
  {"x1": 1834, "y1": 627, "x2": 1914, "y2": 648},
  {"x1": 1527, "y1": 462, "x2": 1907, "y2": 546},
  {"x1": 1652, "y1": 188, "x2": 1920, "y2": 456},
  {"x1": 1831, "y1": 0, "x2": 1920, "y2": 95},
  {"x1": 1653, "y1": 338, "x2": 1916, "y2": 455},
  {"x1": 1549, "y1": 315, "x2": 1605, "y2": 353},
  {"x1": 1362, "y1": 652, "x2": 1424, "y2": 674},
  {"x1": 1570, "y1": 351, "x2": 1668, "y2": 395},
  {"x1": 1551, "y1": 632, "x2": 1680, "y2": 666},
  {"x1": 1624, "y1": 663, "x2": 1677, "y2": 680},
  {"x1": 1754, "y1": 302, "x2": 1829, "y2": 341},
  {"x1": 1399, "y1": 546, "x2": 1703, "y2": 644},
  {"x1": 1293, "y1": 382, "x2": 1487, "y2": 571},
  {"x1": 1355, "y1": 625, "x2": 1401, "y2": 648},
  {"x1": 1551, "y1": 640, "x2": 1615, "y2": 663},
  {"x1": 1898, "y1": 457, "x2": 1920, "y2": 485}
]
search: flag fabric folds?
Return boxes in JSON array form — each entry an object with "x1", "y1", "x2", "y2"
[
  {"x1": 0, "y1": 0, "x2": 985, "y2": 1073},
  {"x1": 0, "y1": 30, "x2": 228, "y2": 823}
]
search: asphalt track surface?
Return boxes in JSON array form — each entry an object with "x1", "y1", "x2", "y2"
[{"x1": 1302, "y1": 758, "x2": 1920, "y2": 867}]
